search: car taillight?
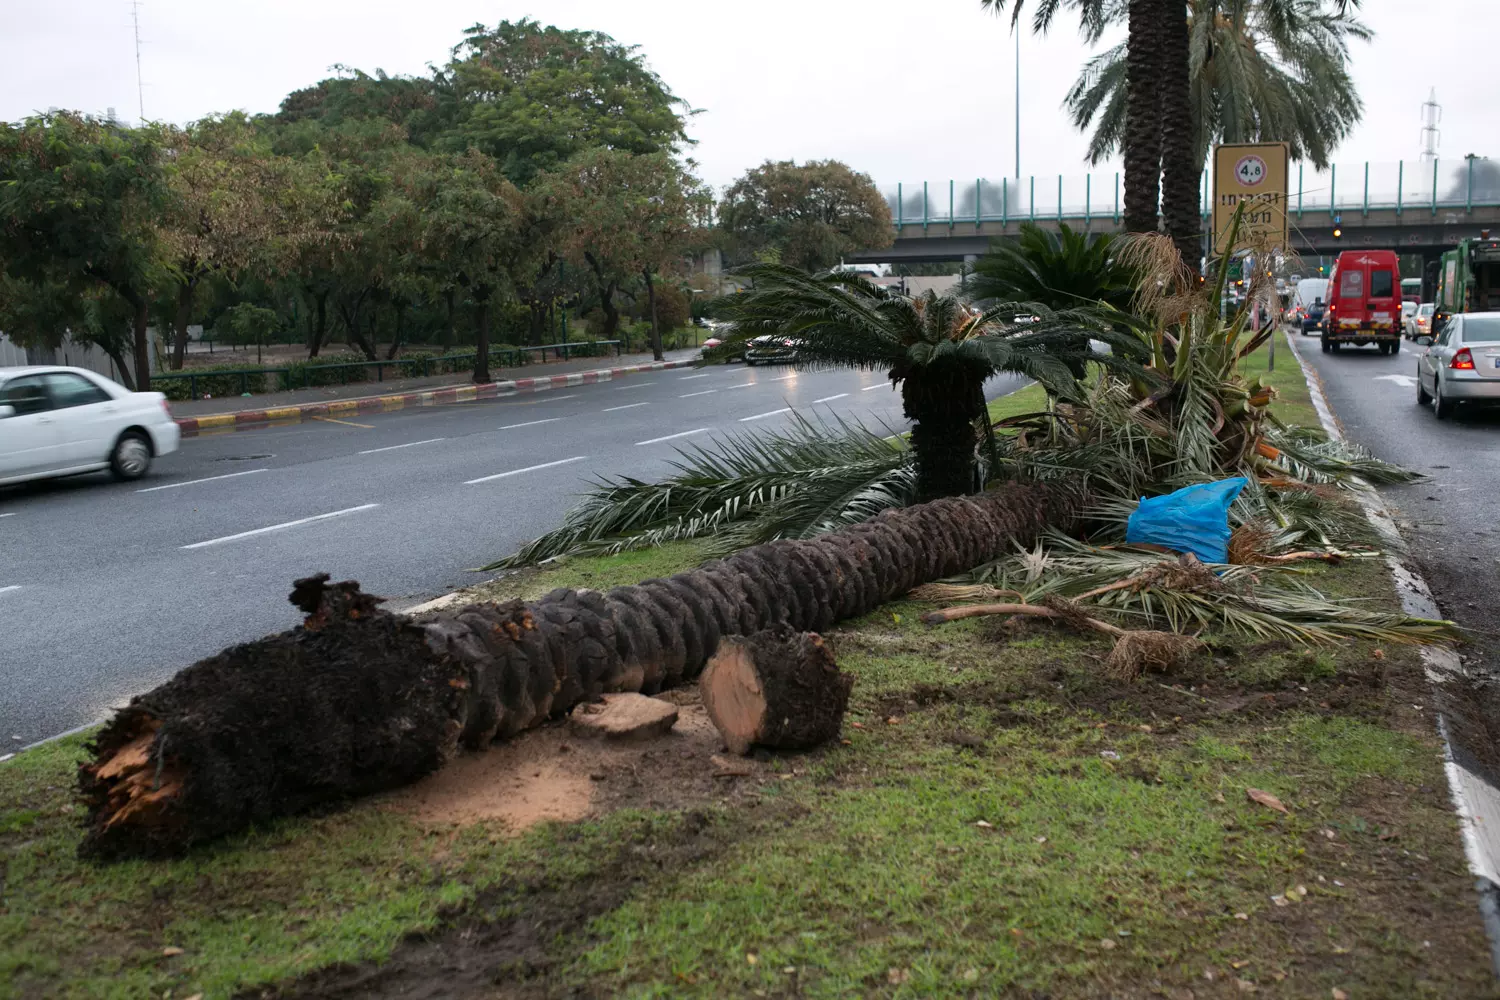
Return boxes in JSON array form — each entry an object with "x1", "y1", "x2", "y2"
[
  {"x1": 161, "y1": 400, "x2": 172, "y2": 415},
  {"x1": 1451, "y1": 348, "x2": 1475, "y2": 370}
]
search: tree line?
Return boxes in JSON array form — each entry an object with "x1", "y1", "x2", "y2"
[{"x1": 0, "y1": 19, "x2": 893, "y2": 389}]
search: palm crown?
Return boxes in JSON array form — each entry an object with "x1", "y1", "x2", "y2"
[{"x1": 723, "y1": 262, "x2": 1145, "y2": 500}]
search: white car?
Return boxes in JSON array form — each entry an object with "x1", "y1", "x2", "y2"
[{"x1": 0, "y1": 366, "x2": 180, "y2": 486}]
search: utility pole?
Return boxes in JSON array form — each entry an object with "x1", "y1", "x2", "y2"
[
  {"x1": 130, "y1": 0, "x2": 145, "y2": 122},
  {"x1": 1014, "y1": 30, "x2": 1021, "y2": 179}
]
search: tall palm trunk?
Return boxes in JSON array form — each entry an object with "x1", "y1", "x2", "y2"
[
  {"x1": 902, "y1": 368, "x2": 985, "y2": 501},
  {"x1": 1157, "y1": 0, "x2": 1201, "y2": 275},
  {"x1": 1123, "y1": 0, "x2": 1163, "y2": 235}
]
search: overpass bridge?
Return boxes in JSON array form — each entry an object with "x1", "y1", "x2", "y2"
[{"x1": 848, "y1": 157, "x2": 1500, "y2": 265}]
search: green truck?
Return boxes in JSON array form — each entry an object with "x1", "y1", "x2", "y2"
[{"x1": 1432, "y1": 235, "x2": 1500, "y2": 337}]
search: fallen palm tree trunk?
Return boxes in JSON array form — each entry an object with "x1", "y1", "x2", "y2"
[
  {"x1": 700, "y1": 628, "x2": 854, "y2": 755},
  {"x1": 78, "y1": 480, "x2": 1087, "y2": 860}
]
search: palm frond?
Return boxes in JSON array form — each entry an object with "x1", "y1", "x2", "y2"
[{"x1": 482, "y1": 412, "x2": 911, "y2": 569}]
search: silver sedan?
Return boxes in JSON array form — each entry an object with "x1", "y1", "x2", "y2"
[{"x1": 1416, "y1": 312, "x2": 1500, "y2": 419}]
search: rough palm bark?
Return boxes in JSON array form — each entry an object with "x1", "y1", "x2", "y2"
[
  {"x1": 78, "y1": 479, "x2": 1086, "y2": 860},
  {"x1": 1157, "y1": 0, "x2": 1201, "y2": 275},
  {"x1": 1122, "y1": 0, "x2": 1163, "y2": 235},
  {"x1": 902, "y1": 369, "x2": 987, "y2": 502}
]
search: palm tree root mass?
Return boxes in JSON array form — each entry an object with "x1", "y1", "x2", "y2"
[{"x1": 78, "y1": 479, "x2": 1087, "y2": 861}]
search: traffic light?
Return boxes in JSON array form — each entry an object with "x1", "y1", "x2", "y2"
[{"x1": 1332, "y1": 227, "x2": 1342, "y2": 239}]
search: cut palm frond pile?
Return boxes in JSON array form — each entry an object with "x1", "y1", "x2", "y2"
[
  {"x1": 482, "y1": 412, "x2": 911, "y2": 569},
  {"x1": 987, "y1": 213, "x2": 1419, "y2": 562},
  {"x1": 921, "y1": 534, "x2": 1461, "y2": 657}
]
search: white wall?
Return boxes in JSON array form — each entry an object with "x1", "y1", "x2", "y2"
[{"x1": 0, "y1": 332, "x2": 134, "y2": 383}]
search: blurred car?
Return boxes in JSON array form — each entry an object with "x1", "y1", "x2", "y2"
[
  {"x1": 0, "y1": 366, "x2": 179, "y2": 487},
  {"x1": 1293, "y1": 278, "x2": 1330, "y2": 334},
  {"x1": 744, "y1": 335, "x2": 797, "y2": 365},
  {"x1": 1406, "y1": 302, "x2": 1435, "y2": 339},
  {"x1": 1401, "y1": 300, "x2": 1418, "y2": 331},
  {"x1": 1415, "y1": 312, "x2": 1500, "y2": 419}
]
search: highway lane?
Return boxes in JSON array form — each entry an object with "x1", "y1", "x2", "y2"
[
  {"x1": 0, "y1": 361, "x2": 1028, "y2": 743},
  {"x1": 1292, "y1": 329, "x2": 1500, "y2": 675}
]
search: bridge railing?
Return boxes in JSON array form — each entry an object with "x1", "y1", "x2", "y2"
[{"x1": 885, "y1": 157, "x2": 1500, "y2": 229}]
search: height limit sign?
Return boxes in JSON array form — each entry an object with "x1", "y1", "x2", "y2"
[{"x1": 1213, "y1": 142, "x2": 1289, "y2": 254}]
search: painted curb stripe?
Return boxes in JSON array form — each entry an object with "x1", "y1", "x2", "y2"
[{"x1": 173, "y1": 359, "x2": 694, "y2": 435}]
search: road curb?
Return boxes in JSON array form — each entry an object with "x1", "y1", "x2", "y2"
[
  {"x1": 173, "y1": 358, "x2": 696, "y2": 436},
  {"x1": 1283, "y1": 328, "x2": 1500, "y2": 974}
]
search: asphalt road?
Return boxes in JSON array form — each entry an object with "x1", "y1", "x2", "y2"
[
  {"x1": 1293, "y1": 330, "x2": 1500, "y2": 673},
  {"x1": 0, "y1": 361, "x2": 1028, "y2": 745}
]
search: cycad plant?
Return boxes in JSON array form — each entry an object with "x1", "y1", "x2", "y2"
[
  {"x1": 724, "y1": 262, "x2": 1144, "y2": 501},
  {"x1": 991, "y1": 210, "x2": 1416, "y2": 550},
  {"x1": 963, "y1": 223, "x2": 1138, "y2": 313}
]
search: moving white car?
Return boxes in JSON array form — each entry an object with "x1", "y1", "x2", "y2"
[{"x1": 0, "y1": 366, "x2": 180, "y2": 486}]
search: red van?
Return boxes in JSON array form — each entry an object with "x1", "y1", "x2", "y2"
[{"x1": 1322, "y1": 250, "x2": 1403, "y2": 355}]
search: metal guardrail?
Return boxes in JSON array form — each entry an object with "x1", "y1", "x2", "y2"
[
  {"x1": 887, "y1": 158, "x2": 1500, "y2": 230},
  {"x1": 152, "y1": 341, "x2": 623, "y2": 400}
]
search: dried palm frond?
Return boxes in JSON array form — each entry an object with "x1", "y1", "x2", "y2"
[
  {"x1": 958, "y1": 533, "x2": 1461, "y2": 648},
  {"x1": 907, "y1": 583, "x2": 1025, "y2": 603}
]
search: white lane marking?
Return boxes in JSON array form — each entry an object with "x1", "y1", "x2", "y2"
[
  {"x1": 136, "y1": 469, "x2": 268, "y2": 493},
  {"x1": 357, "y1": 438, "x2": 446, "y2": 456},
  {"x1": 603, "y1": 402, "x2": 650, "y2": 412},
  {"x1": 0, "y1": 585, "x2": 20, "y2": 596},
  {"x1": 637, "y1": 428, "x2": 710, "y2": 446},
  {"x1": 1374, "y1": 374, "x2": 1418, "y2": 388},
  {"x1": 0, "y1": 513, "x2": 15, "y2": 518},
  {"x1": 679, "y1": 390, "x2": 717, "y2": 398},
  {"x1": 726, "y1": 382, "x2": 757, "y2": 389},
  {"x1": 181, "y1": 504, "x2": 380, "y2": 550},
  {"x1": 537, "y1": 393, "x2": 579, "y2": 402},
  {"x1": 812, "y1": 393, "x2": 849, "y2": 404},
  {"x1": 615, "y1": 381, "x2": 657, "y2": 390},
  {"x1": 740, "y1": 407, "x2": 792, "y2": 422},
  {"x1": 499, "y1": 418, "x2": 561, "y2": 430},
  {"x1": 770, "y1": 374, "x2": 797, "y2": 381},
  {"x1": 465, "y1": 456, "x2": 588, "y2": 485},
  {"x1": 678, "y1": 373, "x2": 713, "y2": 380},
  {"x1": 861, "y1": 383, "x2": 888, "y2": 391}
]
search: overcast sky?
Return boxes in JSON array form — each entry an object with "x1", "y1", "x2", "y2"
[{"x1": 3, "y1": 0, "x2": 1494, "y2": 195}]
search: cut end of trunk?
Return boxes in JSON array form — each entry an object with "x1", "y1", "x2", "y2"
[{"x1": 700, "y1": 627, "x2": 853, "y2": 756}]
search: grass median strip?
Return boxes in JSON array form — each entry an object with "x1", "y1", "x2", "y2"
[{"x1": 4, "y1": 339, "x2": 1493, "y2": 998}]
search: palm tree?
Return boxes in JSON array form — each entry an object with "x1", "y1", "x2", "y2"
[
  {"x1": 1066, "y1": 0, "x2": 1369, "y2": 172},
  {"x1": 725, "y1": 263, "x2": 1142, "y2": 501},
  {"x1": 964, "y1": 223, "x2": 1138, "y2": 313},
  {"x1": 982, "y1": 0, "x2": 1174, "y2": 236}
]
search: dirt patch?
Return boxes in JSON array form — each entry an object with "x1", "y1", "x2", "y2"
[
  {"x1": 385, "y1": 690, "x2": 769, "y2": 834},
  {"x1": 264, "y1": 800, "x2": 806, "y2": 1000}
]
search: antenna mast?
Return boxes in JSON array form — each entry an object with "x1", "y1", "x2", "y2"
[
  {"x1": 1419, "y1": 87, "x2": 1441, "y2": 165},
  {"x1": 130, "y1": 0, "x2": 145, "y2": 122}
]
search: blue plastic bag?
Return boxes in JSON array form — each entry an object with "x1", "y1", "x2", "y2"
[{"x1": 1125, "y1": 477, "x2": 1248, "y2": 564}]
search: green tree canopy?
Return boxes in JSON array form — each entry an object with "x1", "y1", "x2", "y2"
[
  {"x1": 0, "y1": 113, "x2": 169, "y2": 388},
  {"x1": 440, "y1": 19, "x2": 692, "y2": 186},
  {"x1": 719, "y1": 160, "x2": 893, "y2": 272}
]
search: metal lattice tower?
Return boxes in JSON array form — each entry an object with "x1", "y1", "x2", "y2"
[
  {"x1": 1420, "y1": 87, "x2": 1441, "y2": 165},
  {"x1": 130, "y1": 0, "x2": 145, "y2": 121}
]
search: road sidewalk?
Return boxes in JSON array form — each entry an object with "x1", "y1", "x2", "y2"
[{"x1": 171, "y1": 349, "x2": 698, "y2": 435}]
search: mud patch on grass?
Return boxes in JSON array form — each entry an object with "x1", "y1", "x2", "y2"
[{"x1": 267, "y1": 803, "x2": 802, "y2": 1000}]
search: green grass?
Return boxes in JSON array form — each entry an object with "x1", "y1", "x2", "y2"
[{"x1": 2, "y1": 353, "x2": 1491, "y2": 998}]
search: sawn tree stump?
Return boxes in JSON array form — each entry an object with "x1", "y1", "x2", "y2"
[{"x1": 700, "y1": 627, "x2": 854, "y2": 755}]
